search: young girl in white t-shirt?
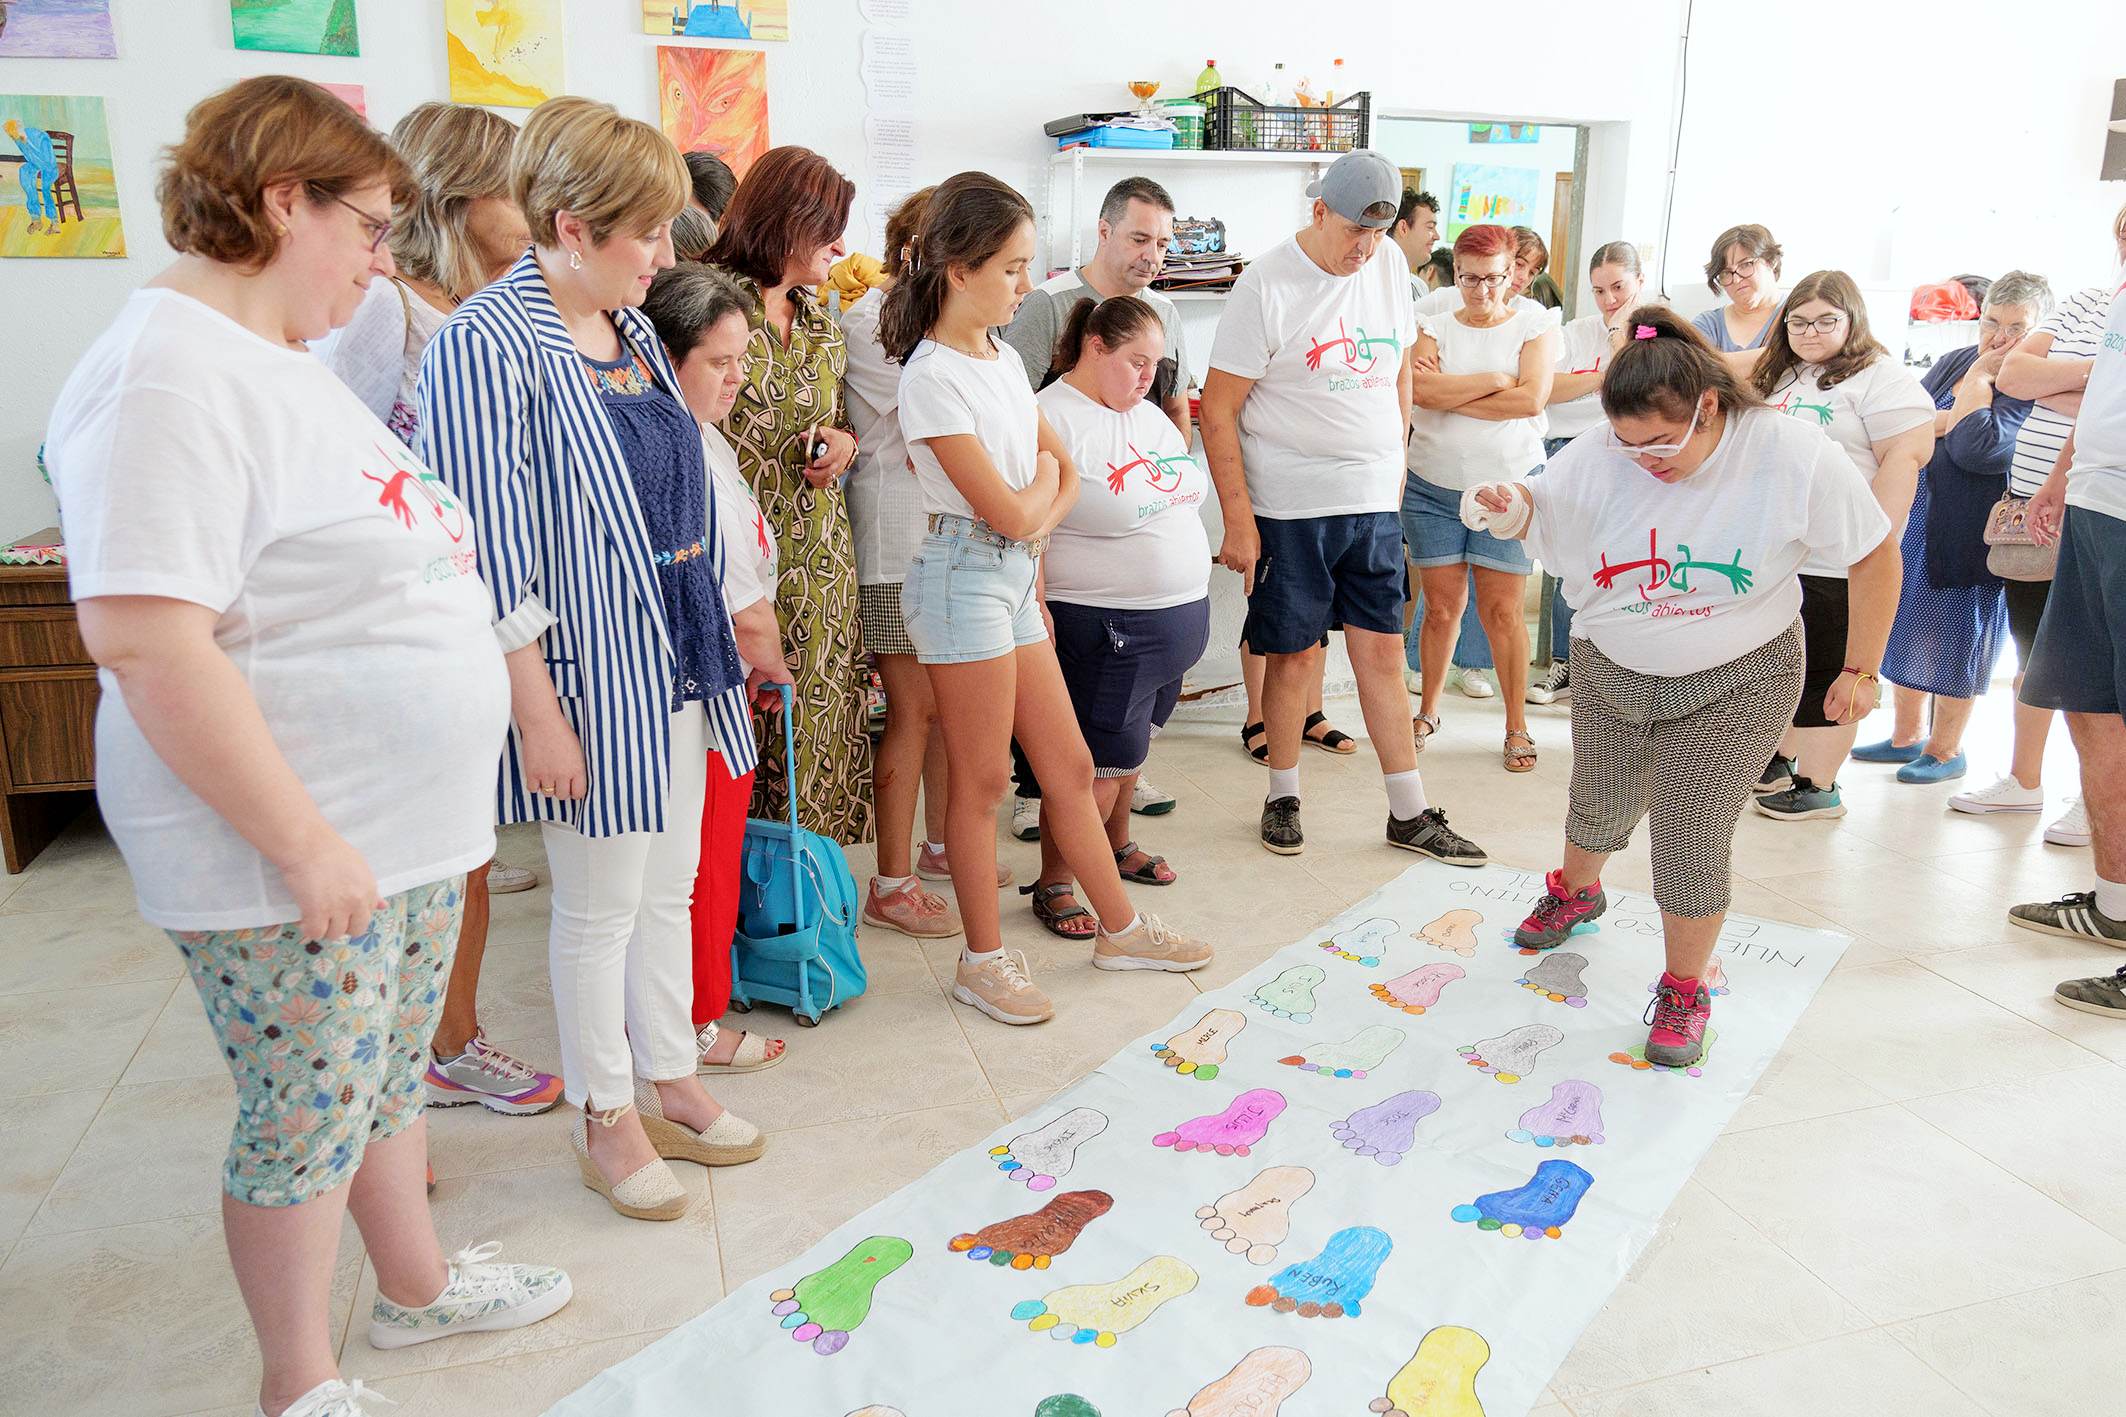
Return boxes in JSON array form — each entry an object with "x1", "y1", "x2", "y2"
[
  {"x1": 1748, "y1": 269, "x2": 1935, "y2": 821},
  {"x1": 1461, "y1": 306, "x2": 1896, "y2": 1070},
  {"x1": 877, "y1": 172, "x2": 1213, "y2": 1026}
]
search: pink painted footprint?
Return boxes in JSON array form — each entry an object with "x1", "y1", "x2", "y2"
[
  {"x1": 1517, "y1": 951, "x2": 1590, "y2": 1008},
  {"x1": 1331, "y1": 1089, "x2": 1442, "y2": 1166},
  {"x1": 991, "y1": 1107, "x2": 1108, "y2": 1191},
  {"x1": 1319, "y1": 917, "x2": 1396, "y2": 966},
  {"x1": 1370, "y1": 962, "x2": 1464, "y2": 1016},
  {"x1": 1458, "y1": 1023, "x2": 1563, "y2": 1084},
  {"x1": 1154, "y1": 1087, "x2": 1287, "y2": 1157},
  {"x1": 1196, "y1": 1164, "x2": 1315, "y2": 1265},
  {"x1": 1506, "y1": 1079, "x2": 1606, "y2": 1147},
  {"x1": 1151, "y1": 1008, "x2": 1246, "y2": 1081},
  {"x1": 1279, "y1": 1024, "x2": 1405, "y2": 1080}
]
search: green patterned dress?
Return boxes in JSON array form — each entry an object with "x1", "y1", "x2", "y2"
[{"x1": 720, "y1": 283, "x2": 874, "y2": 845}]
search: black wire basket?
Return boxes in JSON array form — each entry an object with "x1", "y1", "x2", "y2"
[{"x1": 1199, "y1": 88, "x2": 1370, "y2": 154}]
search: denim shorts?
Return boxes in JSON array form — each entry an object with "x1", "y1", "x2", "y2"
[
  {"x1": 1400, "y1": 473, "x2": 1534, "y2": 575},
  {"x1": 1242, "y1": 511, "x2": 1406, "y2": 655},
  {"x1": 902, "y1": 517, "x2": 1047, "y2": 665}
]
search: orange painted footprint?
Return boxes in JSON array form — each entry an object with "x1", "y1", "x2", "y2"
[
  {"x1": 1164, "y1": 1345, "x2": 1312, "y2": 1415},
  {"x1": 1195, "y1": 1164, "x2": 1315, "y2": 1265},
  {"x1": 949, "y1": 1189, "x2": 1113, "y2": 1270},
  {"x1": 1415, "y1": 908, "x2": 1482, "y2": 958},
  {"x1": 1151, "y1": 1009, "x2": 1246, "y2": 1081},
  {"x1": 1370, "y1": 1325, "x2": 1491, "y2": 1415}
]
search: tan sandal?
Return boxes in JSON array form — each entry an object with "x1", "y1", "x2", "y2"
[
  {"x1": 1413, "y1": 713, "x2": 1442, "y2": 752},
  {"x1": 633, "y1": 1079, "x2": 765, "y2": 1167},
  {"x1": 694, "y1": 1021, "x2": 790, "y2": 1075},
  {"x1": 571, "y1": 1106, "x2": 689, "y2": 1221},
  {"x1": 1504, "y1": 730, "x2": 1538, "y2": 773}
]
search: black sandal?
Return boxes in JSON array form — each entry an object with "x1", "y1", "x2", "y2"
[
  {"x1": 1022, "y1": 881, "x2": 1097, "y2": 939},
  {"x1": 1303, "y1": 711, "x2": 1358, "y2": 755},
  {"x1": 1240, "y1": 720, "x2": 1269, "y2": 764},
  {"x1": 1113, "y1": 841, "x2": 1176, "y2": 886}
]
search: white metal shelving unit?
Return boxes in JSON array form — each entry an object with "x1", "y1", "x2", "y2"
[{"x1": 1042, "y1": 144, "x2": 1338, "y2": 273}]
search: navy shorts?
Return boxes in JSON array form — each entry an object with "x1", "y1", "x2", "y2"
[
  {"x1": 2022, "y1": 506, "x2": 2126, "y2": 715},
  {"x1": 1051, "y1": 598, "x2": 1212, "y2": 774},
  {"x1": 1242, "y1": 511, "x2": 1406, "y2": 655}
]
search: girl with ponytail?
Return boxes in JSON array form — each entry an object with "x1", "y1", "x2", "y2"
[{"x1": 1457, "y1": 306, "x2": 1897, "y2": 1072}]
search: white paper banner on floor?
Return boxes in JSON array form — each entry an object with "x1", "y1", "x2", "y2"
[{"x1": 550, "y1": 862, "x2": 1845, "y2": 1417}]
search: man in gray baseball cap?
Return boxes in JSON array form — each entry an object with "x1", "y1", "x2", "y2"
[{"x1": 1197, "y1": 146, "x2": 1489, "y2": 867}]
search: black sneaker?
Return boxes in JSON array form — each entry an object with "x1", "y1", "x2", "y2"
[
  {"x1": 1525, "y1": 662, "x2": 1570, "y2": 705},
  {"x1": 2055, "y1": 965, "x2": 2126, "y2": 1018},
  {"x1": 1754, "y1": 753, "x2": 1796, "y2": 795},
  {"x1": 2009, "y1": 892, "x2": 2126, "y2": 947},
  {"x1": 1260, "y1": 795, "x2": 1304, "y2": 856},
  {"x1": 1388, "y1": 808, "x2": 1487, "y2": 867}
]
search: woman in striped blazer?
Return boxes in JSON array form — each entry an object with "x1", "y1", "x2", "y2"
[{"x1": 417, "y1": 97, "x2": 776, "y2": 1223}]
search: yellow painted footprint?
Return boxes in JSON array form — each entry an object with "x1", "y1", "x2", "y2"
[
  {"x1": 1011, "y1": 1255, "x2": 1199, "y2": 1347},
  {"x1": 1370, "y1": 1325, "x2": 1491, "y2": 1415}
]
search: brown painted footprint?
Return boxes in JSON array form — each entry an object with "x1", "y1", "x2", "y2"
[
  {"x1": 949, "y1": 1189, "x2": 1114, "y2": 1271},
  {"x1": 1195, "y1": 1165, "x2": 1316, "y2": 1265}
]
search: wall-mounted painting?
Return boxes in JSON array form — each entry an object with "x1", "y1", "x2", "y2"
[
  {"x1": 230, "y1": 0, "x2": 359, "y2": 57},
  {"x1": 643, "y1": 1, "x2": 789, "y2": 45},
  {"x1": 658, "y1": 45, "x2": 769, "y2": 178},
  {"x1": 320, "y1": 82, "x2": 367, "y2": 118},
  {"x1": 0, "y1": 0, "x2": 118, "y2": 58},
  {"x1": 1447, "y1": 162, "x2": 1540, "y2": 238},
  {"x1": 2, "y1": 93, "x2": 125, "y2": 258},
  {"x1": 447, "y1": 0, "x2": 563, "y2": 110},
  {"x1": 1469, "y1": 122, "x2": 1541, "y2": 145}
]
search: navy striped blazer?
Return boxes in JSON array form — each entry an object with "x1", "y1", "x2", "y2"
[{"x1": 416, "y1": 252, "x2": 758, "y2": 838}]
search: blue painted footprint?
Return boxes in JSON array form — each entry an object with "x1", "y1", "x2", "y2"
[
  {"x1": 1243, "y1": 1224, "x2": 1393, "y2": 1318},
  {"x1": 1451, "y1": 1159, "x2": 1593, "y2": 1241},
  {"x1": 1319, "y1": 917, "x2": 1396, "y2": 967}
]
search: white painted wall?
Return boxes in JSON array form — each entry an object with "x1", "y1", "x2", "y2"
[{"x1": 1373, "y1": 116, "x2": 1582, "y2": 245}]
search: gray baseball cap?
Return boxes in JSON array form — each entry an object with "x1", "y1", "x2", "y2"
[{"x1": 1306, "y1": 149, "x2": 1401, "y2": 229}]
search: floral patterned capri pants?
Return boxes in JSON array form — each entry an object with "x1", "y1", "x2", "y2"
[{"x1": 167, "y1": 875, "x2": 465, "y2": 1207}]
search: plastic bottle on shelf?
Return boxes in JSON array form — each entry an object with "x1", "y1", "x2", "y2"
[
  {"x1": 1259, "y1": 63, "x2": 1288, "y2": 148},
  {"x1": 1293, "y1": 72, "x2": 1320, "y2": 151},
  {"x1": 1195, "y1": 59, "x2": 1223, "y2": 149}
]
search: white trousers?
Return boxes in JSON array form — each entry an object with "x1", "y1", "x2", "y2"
[{"x1": 542, "y1": 702, "x2": 707, "y2": 1112}]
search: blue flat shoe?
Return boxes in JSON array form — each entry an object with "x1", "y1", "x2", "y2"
[
  {"x1": 1852, "y1": 738, "x2": 1924, "y2": 764},
  {"x1": 1897, "y1": 752, "x2": 1968, "y2": 784}
]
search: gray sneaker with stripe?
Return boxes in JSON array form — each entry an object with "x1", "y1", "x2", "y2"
[{"x1": 2009, "y1": 892, "x2": 2126, "y2": 948}]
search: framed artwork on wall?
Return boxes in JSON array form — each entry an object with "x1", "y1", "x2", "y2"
[
  {"x1": 657, "y1": 45, "x2": 770, "y2": 178},
  {"x1": 2, "y1": 92, "x2": 126, "y2": 258},
  {"x1": 0, "y1": 0, "x2": 118, "y2": 58},
  {"x1": 643, "y1": 1, "x2": 790, "y2": 44},
  {"x1": 230, "y1": 0, "x2": 359, "y2": 58},
  {"x1": 447, "y1": 0, "x2": 564, "y2": 109}
]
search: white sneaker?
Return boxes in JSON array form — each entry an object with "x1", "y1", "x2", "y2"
[
  {"x1": 487, "y1": 863, "x2": 538, "y2": 893},
  {"x1": 1948, "y1": 774, "x2": 2044, "y2": 815},
  {"x1": 1130, "y1": 778, "x2": 1176, "y2": 815},
  {"x1": 367, "y1": 1241, "x2": 573, "y2": 1349},
  {"x1": 2045, "y1": 797, "x2": 2091, "y2": 847},
  {"x1": 258, "y1": 1380, "x2": 396, "y2": 1417},
  {"x1": 1403, "y1": 666, "x2": 1423, "y2": 694},
  {"x1": 1011, "y1": 794, "x2": 1041, "y2": 841},
  {"x1": 1449, "y1": 667, "x2": 1495, "y2": 699}
]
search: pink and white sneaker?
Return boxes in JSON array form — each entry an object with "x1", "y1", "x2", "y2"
[
  {"x1": 1644, "y1": 972, "x2": 1712, "y2": 1068},
  {"x1": 1513, "y1": 868, "x2": 1608, "y2": 950},
  {"x1": 425, "y1": 1035, "x2": 564, "y2": 1116}
]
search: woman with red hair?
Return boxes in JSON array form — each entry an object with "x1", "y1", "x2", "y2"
[{"x1": 1403, "y1": 223, "x2": 1559, "y2": 770}]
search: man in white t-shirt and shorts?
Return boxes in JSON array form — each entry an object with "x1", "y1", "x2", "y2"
[{"x1": 1202, "y1": 148, "x2": 1488, "y2": 865}]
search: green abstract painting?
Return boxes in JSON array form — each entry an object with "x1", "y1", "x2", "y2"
[{"x1": 230, "y1": 0, "x2": 359, "y2": 57}]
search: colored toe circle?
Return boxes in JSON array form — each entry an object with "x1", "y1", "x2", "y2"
[
  {"x1": 814, "y1": 1330, "x2": 849, "y2": 1355},
  {"x1": 1501, "y1": 1223, "x2": 1523, "y2": 1237},
  {"x1": 1195, "y1": 1063, "x2": 1218, "y2": 1080},
  {"x1": 1451, "y1": 1204, "x2": 1481, "y2": 1223},
  {"x1": 1011, "y1": 1301, "x2": 1047, "y2": 1321},
  {"x1": 792, "y1": 1321, "x2": 821, "y2": 1341},
  {"x1": 1496, "y1": 1071, "x2": 1521, "y2": 1083},
  {"x1": 1244, "y1": 1285, "x2": 1275, "y2": 1306},
  {"x1": 1094, "y1": 1331, "x2": 1116, "y2": 1348}
]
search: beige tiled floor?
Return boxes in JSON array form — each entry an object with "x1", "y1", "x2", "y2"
[{"x1": 1, "y1": 683, "x2": 2119, "y2": 1416}]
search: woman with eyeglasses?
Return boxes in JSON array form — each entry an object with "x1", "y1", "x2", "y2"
[
  {"x1": 1747, "y1": 270, "x2": 1935, "y2": 821},
  {"x1": 1692, "y1": 223, "x2": 1785, "y2": 373},
  {"x1": 1404, "y1": 223, "x2": 1558, "y2": 771},
  {"x1": 1459, "y1": 307, "x2": 1895, "y2": 1070}
]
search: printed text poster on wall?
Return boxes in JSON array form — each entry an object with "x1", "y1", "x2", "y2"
[
  {"x1": 2, "y1": 93, "x2": 125, "y2": 259},
  {"x1": 0, "y1": 0, "x2": 117, "y2": 58},
  {"x1": 642, "y1": 0, "x2": 791, "y2": 44},
  {"x1": 1448, "y1": 162, "x2": 1541, "y2": 239},
  {"x1": 229, "y1": 0, "x2": 359, "y2": 57},
  {"x1": 447, "y1": 0, "x2": 563, "y2": 110},
  {"x1": 658, "y1": 46, "x2": 770, "y2": 180}
]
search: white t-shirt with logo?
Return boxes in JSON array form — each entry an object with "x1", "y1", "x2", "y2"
[
  {"x1": 2009, "y1": 285, "x2": 2114, "y2": 497},
  {"x1": 897, "y1": 337, "x2": 1041, "y2": 522},
  {"x1": 2065, "y1": 281, "x2": 2126, "y2": 522},
  {"x1": 1035, "y1": 380, "x2": 1212, "y2": 611},
  {"x1": 1546, "y1": 311, "x2": 1618, "y2": 441},
  {"x1": 1406, "y1": 304, "x2": 1558, "y2": 491},
  {"x1": 703, "y1": 424, "x2": 778, "y2": 673},
  {"x1": 1526, "y1": 408, "x2": 1890, "y2": 678},
  {"x1": 1413, "y1": 286, "x2": 1544, "y2": 320},
  {"x1": 44, "y1": 289, "x2": 509, "y2": 930},
  {"x1": 1763, "y1": 357, "x2": 1932, "y2": 576},
  {"x1": 838, "y1": 295, "x2": 923, "y2": 585},
  {"x1": 1209, "y1": 236, "x2": 1416, "y2": 519}
]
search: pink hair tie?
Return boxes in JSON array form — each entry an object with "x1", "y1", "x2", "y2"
[{"x1": 1633, "y1": 324, "x2": 1659, "y2": 340}]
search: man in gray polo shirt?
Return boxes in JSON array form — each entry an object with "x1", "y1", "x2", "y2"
[{"x1": 1001, "y1": 175, "x2": 1193, "y2": 439}]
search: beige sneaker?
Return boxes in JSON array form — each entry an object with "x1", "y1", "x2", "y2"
[
  {"x1": 952, "y1": 948, "x2": 1054, "y2": 1025},
  {"x1": 1093, "y1": 912, "x2": 1213, "y2": 973},
  {"x1": 488, "y1": 863, "x2": 539, "y2": 893},
  {"x1": 862, "y1": 877, "x2": 963, "y2": 939},
  {"x1": 916, "y1": 842, "x2": 1015, "y2": 888}
]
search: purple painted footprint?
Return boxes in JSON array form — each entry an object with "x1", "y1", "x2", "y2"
[
  {"x1": 1517, "y1": 951, "x2": 1590, "y2": 1008},
  {"x1": 1369, "y1": 962, "x2": 1464, "y2": 1016},
  {"x1": 1330, "y1": 1089, "x2": 1442, "y2": 1166},
  {"x1": 1153, "y1": 1087, "x2": 1287, "y2": 1158},
  {"x1": 1506, "y1": 1079, "x2": 1606, "y2": 1147}
]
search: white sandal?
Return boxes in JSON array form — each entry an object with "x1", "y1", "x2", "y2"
[{"x1": 694, "y1": 1020, "x2": 787, "y2": 1075}]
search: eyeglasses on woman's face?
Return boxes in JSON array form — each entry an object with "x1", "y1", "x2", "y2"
[
  {"x1": 1456, "y1": 271, "x2": 1508, "y2": 291},
  {"x1": 1716, "y1": 256, "x2": 1761, "y2": 288},
  {"x1": 330, "y1": 194, "x2": 394, "y2": 254},
  {"x1": 1784, "y1": 312, "x2": 1847, "y2": 336}
]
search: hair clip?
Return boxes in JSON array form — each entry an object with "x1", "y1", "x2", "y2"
[{"x1": 1633, "y1": 324, "x2": 1658, "y2": 340}]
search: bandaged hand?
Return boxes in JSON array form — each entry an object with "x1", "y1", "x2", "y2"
[{"x1": 1459, "y1": 481, "x2": 1532, "y2": 539}]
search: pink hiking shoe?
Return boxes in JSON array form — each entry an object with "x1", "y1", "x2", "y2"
[
  {"x1": 1644, "y1": 972, "x2": 1712, "y2": 1068},
  {"x1": 1513, "y1": 868, "x2": 1607, "y2": 951}
]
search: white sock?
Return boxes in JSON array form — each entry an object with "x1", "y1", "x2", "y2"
[
  {"x1": 926, "y1": 840, "x2": 946, "y2": 856},
  {"x1": 961, "y1": 944, "x2": 997, "y2": 967},
  {"x1": 1385, "y1": 768, "x2": 1430, "y2": 820},
  {"x1": 874, "y1": 873, "x2": 914, "y2": 892},
  {"x1": 2096, "y1": 875, "x2": 2126, "y2": 920},
  {"x1": 1105, "y1": 912, "x2": 1143, "y2": 937},
  {"x1": 1267, "y1": 766, "x2": 1301, "y2": 803}
]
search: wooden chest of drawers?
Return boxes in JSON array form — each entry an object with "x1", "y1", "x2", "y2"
[{"x1": 0, "y1": 538, "x2": 97, "y2": 873}]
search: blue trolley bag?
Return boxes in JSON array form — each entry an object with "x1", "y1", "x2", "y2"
[{"x1": 728, "y1": 685, "x2": 865, "y2": 1026}]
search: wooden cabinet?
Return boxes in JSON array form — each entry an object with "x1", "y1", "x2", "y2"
[{"x1": 0, "y1": 540, "x2": 96, "y2": 873}]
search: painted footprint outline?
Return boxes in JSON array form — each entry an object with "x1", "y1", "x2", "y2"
[
  {"x1": 1505, "y1": 1079, "x2": 1606, "y2": 1147},
  {"x1": 991, "y1": 1106, "x2": 1109, "y2": 1191},
  {"x1": 1416, "y1": 908, "x2": 1482, "y2": 958},
  {"x1": 1279, "y1": 1024, "x2": 1406, "y2": 1080},
  {"x1": 1320, "y1": 916, "x2": 1396, "y2": 966},
  {"x1": 1165, "y1": 1345, "x2": 1312, "y2": 1415},
  {"x1": 1195, "y1": 1164, "x2": 1315, "y2": 1265},
  {"x1": 1451, "y1": 1158, "x2": 1594, "y2": 1241},
  {"x1": 1154, "y1": 1087, "x2": 1287, "y2": 1157},
  {"x1": 1609, "y1": 1027, "x2": 1719, "y2": 1077},
  {"x1": 949, "y1": 1189, "x2": 1113, "y2": 1270},
  {"x1": 1011, "y1": 1255, "x2": 1199, "y2": 1346},
  {"x1": 1517, "y1": 950, "x2": 1591, "y2": 1008},
  {"x1": 1243, "y1": 1224, "x2": 1393, "y2": 1319},
  {"x1": 1371, "y1": 1325, "x2": 1492, "y2": 1416},
  {"x1": 1248, "y1": 964, "x2": 1325, "y2": 1022},
  {"x1": 770, "y1": 1235, "x2": 913, "y2": 1355},
  {"x1": 1458, "y1": 1023, "x2": 1564, "y2": 1084},
  {"x1": 1331, "y1": 1089, "x2": 1442, "y2": 1166},
  {"x1": 1370, "y1": 961, "x2": 1464, "y2": 1016},
  {"x1": 1151, "y1": 1008, "x2": 1246, "y2": 1081}
]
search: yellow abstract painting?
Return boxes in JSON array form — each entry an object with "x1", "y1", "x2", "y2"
[{"x1": 446, "y1": 0, "x2": 563, "y2": 110}]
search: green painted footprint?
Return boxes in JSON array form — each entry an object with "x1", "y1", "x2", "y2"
[{"x1": 770, "y1": 1236, "x2": 913, "y2": 1355}]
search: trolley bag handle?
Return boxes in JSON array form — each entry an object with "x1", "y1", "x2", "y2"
[{"x1": 777, "y1": 683, "x2": 801, "y2": 923}]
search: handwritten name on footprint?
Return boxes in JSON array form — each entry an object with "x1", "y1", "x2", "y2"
[
  {"x1": 949, "y1": 1189, "x2": 1113, "y2": 1270},
  {"x1": 1196, "y1": 1165, "x2": 1315, "y2": 1265},
  {"x1": 1452, "y1": 1158, "x2": 1593, "y2": 1241},
  {"x1": 1319, "y1": 916, "x2": 1396, "y2": 966},
  {"x1": 1165, "y1": 1345, "x2": 1312, "y2": 1416},
  {"x1": 992, "y1": 1107, "x2": 1108, "y2": 1190},
  {"x1": 1243, "y1": 1224, "x2": 1393, "y2": 1319},
  {"x1": 1458, "y1": 1023, "x2": 1564, "y2": 1084},
  {"x1": 1154, "y1": 1088, "x2": 1287, "y2": 1157},
  {"x1": 1506, "y1": 1079, "x2": 1606, "y2": 1147},
  {"x1": 1151, "y1": 1008, "x2": 1246, "y2": 1081},
  {"x1": 770, "y1": 1236, "x2": 913, "y2": 1355},
  {"x1": 1248, "y1": 964, "x2": 1325, "y2": 1022},
  {"x1": 1279, "y1": 1024, "x2": 1406, "y2": 1080},
  {"x1": 1415, "y1": 908, "x2": 1482, "y2": 957},
  {"x1": 1011, "y1": 1255, "x2": 1198, "y2": 1347},
  {"x1": 1331, "y1": 1089, "x2": 1442, "y2": 1166},
  {"x1": 1370, "y1": 962, "x2": 1464, "y2": 1015},
  {"x1": 1370, "y1": 1325, "x2": 1492, "y2": 1416},
  {"x1": 1517, "y1": 950, "x2": 1590, "y2": 1008}
]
